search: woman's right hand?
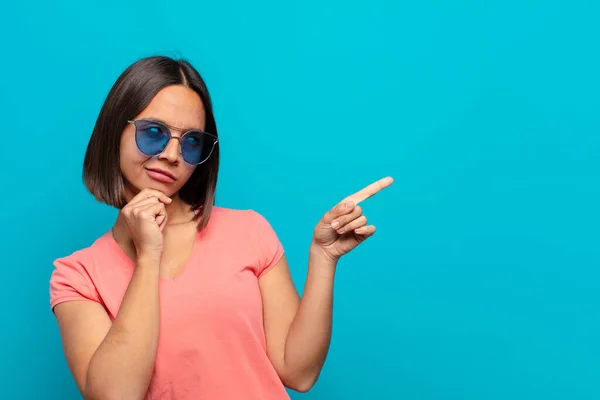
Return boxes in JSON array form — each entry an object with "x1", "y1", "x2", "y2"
[{"x1": 120, "y1": 189, "x2": 172, "y2": 259}]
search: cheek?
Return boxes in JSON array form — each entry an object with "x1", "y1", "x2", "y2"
[
  {"x1": 166, "y1": 165, "x2": 195, "y2": 194},
  {"x1": 176, "y1": 165, "x2": 197, "y2": 185},
  {"x1": 119, "y1": 135, "x2": 148, "y2": 174}
]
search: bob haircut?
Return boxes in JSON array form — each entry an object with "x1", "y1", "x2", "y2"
[{"x1": 83, "y1": 55, "x2": 219, "y2": 230}]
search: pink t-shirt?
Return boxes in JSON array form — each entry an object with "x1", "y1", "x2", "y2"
[{"x1": 49, "y1": 207, "x2": 290, "y2": 399}]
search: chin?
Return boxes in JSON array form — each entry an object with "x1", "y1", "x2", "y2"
[
  {"x1": 128, "y1": 179, "x2": 179, "y2": 198},
  {"x1": 145, "y1": 183, "x2": 179, "y2": 196}
]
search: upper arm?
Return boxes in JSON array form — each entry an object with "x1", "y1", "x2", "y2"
[
  {"x1": 250, "y1": 210, "x2": 300, "y2": 375},
  {"x1": 50, "y1": 255, "x2": 111, "y2": 394},
  {"x1": 53, "y1": 301, "x2": 112, "y2": 394},
  {"x1": 258, "y1": 255, "x2": 300, "y2": 375}
]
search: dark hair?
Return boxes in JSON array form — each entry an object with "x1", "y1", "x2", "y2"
[{"x1": 83, "y1": 55, "x2": 219, "y2": 230}]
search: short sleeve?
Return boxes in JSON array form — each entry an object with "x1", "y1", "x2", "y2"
[
  {"x1": 251, "y1": 211, "x2": 285, "y2": 277},
  {"x1": 49, "y1": 253, "x2": 101, "y2": 312}
]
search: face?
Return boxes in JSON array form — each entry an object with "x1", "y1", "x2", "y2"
[{"x1": 120, "y1": 85, "x2": 206, "y2": 201}]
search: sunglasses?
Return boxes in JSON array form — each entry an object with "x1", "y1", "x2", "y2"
[{"x1": 127, "y1": 119, "x2": 218, "y2": 165}]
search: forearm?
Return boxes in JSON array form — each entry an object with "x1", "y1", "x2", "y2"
[
  {"x1": 283, "y1": 243, "x2": 337, "y2": 388},
  {"x1": 85, "y1": 255, "x2": 161, "y2": 400}
]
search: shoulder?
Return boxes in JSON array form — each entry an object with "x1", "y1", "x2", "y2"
[
  {"x1": 50, "y1": 233, "x2": 114, "y2": 293},
  {"x1": 208, "y1": 206, "x2": 274, "y2": 231},
  {"x1": 209, "y1": 207, "x2": 284, "y2": 275},
  {"x1": 52, "y1": 232, "x2": 113, "y2": 272},
  {"x1": 50, "y1": 234, "x2": 112, "y2": 310},
  {"x1": 207, "y1": 205, "x2": 282, "y2": 248}
]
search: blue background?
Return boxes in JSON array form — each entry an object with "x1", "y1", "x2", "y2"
[{"x1": 1, "y1": 0, "x2": 599, "y2": 398}]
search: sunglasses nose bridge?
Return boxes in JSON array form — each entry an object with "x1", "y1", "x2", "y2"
[{"x1": 159, "y1": 135, "x2": 183, "y2": 162}]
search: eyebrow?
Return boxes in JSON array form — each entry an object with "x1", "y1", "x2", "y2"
[{"x1": 146, "y1": 117, "x2": 204, "y2": 132}]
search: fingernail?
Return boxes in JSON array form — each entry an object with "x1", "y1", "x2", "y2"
[{"x1": 331, "y1": 220, "x2": 340, "y2": 229}]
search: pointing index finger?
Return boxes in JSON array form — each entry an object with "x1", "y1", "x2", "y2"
[{"x1": 343, "y1": 176, "x2": 394, "y2": 204}]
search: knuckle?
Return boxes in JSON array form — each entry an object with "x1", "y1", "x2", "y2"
[{"x1": 141, "y1": 189, "x2": 158, "y2": 198}]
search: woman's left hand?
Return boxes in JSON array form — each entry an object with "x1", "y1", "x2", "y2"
[{"x1": 312, "y1": 176, "x2": 394, "y2": 263}]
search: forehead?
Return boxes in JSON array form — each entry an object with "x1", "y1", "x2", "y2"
[{"x1": 136, "y1": 85, "x2": 206, "y2": 131}]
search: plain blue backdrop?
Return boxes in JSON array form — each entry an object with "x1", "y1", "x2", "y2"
[{"x1": 1, "y1": 0, "x2": 599, "y2": 398}]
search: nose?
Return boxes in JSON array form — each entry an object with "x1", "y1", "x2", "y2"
[{"x1": 158, "y1": 137, "x2": 181, "y2": 164}]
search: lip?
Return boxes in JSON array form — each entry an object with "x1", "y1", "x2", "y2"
[{"x1": 145, "y1": 167, "x2": 176, "y2": 183}]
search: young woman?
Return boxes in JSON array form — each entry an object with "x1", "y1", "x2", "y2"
[{"x1": 50, "y1": 55, "x2": 393, "y2": 400}]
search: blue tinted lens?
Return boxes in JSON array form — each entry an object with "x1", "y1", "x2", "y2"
[
  {"x1": 181, "y1": 132, "x2": 214, "y2": 164},
  {"x1": 135, "y1": 121, "x2": 170, "y2": 156}
]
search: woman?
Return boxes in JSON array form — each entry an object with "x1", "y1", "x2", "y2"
[{"x1": 50, "y1": 55, "x2": 393, "y2": 400}]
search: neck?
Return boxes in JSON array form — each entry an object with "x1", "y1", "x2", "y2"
[
  {"x1": 164, "y1": 195, "x2": 197, "y2": 224},
  {"x1": 112, "y1": 194, "x2": 197, "y2": 246}
]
